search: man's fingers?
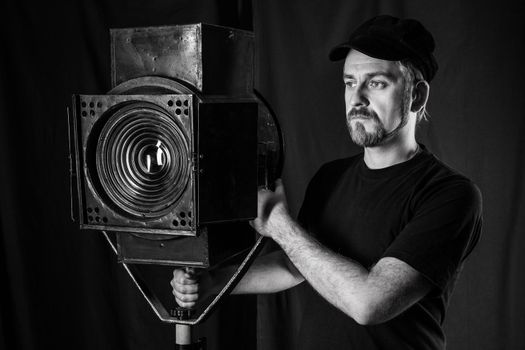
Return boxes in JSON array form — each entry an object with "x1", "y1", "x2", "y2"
[
  {"x1": 171, "y1": 268, "x2": 210, "y2": 308},
  {"x1": 172, "y1": 281, "x2": 199, "y2": 294},
  {"x1": 170, "y1": 274, "x2": 199, "y2": 291},
  {"x1": 170, "y1": 277, "x2": 197, "y2": 288},
  {"x1": 172, "y1": 290, "x2": 199, "y2": 308},
  {"x1": 173, "y1": 289, "x2": 198, "y2": 308},
  {"x1": 172, "y1": 289, "x2": 199, "y2": 302},
  {"x1": 274, "y1": 178, "x2": 286, "y2": 197},
  {"x1": 172, "y1": 269, "x2": 198, "y2": 284},
  {"x1": 179, "y1": 277, "x2": 198, "y2": 285},
  {"x1": 176, "y1": 301, "x2": 197, "y2": 308}
]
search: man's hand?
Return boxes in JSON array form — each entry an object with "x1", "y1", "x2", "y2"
[
  {"x1": 250, "y1": 179, "x2": 292, "y2": 238},
  {"x1": 171, "y1": 268, "x2": 211, "y2": 308}
]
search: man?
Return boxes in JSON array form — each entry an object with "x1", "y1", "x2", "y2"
[{"x1": 171, "y1": 15, "x2": 482, "y2": 349}]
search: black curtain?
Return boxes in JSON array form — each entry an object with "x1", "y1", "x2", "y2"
[{"x1": 1, "y1": 1, "x2": 524, "y2": 350}]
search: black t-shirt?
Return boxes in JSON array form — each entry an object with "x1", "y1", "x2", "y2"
[{"x1": 294, "y1": 145, "x2": 482, "y2": 350}]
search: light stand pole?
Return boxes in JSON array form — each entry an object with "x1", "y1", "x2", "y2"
[{"x1": 172, "y1": 307, "x2": 206, "y2": 350}]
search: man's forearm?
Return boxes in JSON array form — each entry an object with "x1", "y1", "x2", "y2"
[
  {"x1": 272, "y1": 214, "x2": 373, "y2": 323},
  {"x1": 209, "y1": 250, "x2": 304, "y2": 295}
]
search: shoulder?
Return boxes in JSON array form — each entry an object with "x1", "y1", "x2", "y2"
[{"x1": 412, "y1": 152, "x2": 482, "y2": 217}]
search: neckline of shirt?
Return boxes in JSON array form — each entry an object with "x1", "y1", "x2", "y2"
[{"x1": 358, "y1": 143, "x2": 430, "y2": 180}]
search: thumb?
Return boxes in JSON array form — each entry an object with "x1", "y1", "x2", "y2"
[{"x1": 274, "y1": 178, "x2": 285, "y2": 195}]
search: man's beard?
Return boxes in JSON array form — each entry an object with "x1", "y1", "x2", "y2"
[
  {"x1": 346, "y1": 104, "x2": 409, "y2": 147},
  {"x1": 346, "y1": 109, "x2": 386, "y2": 147}
]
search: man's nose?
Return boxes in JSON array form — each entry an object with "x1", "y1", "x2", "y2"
[{"x1": 349, "y1": 86, "x2": 368, "y2": 107}]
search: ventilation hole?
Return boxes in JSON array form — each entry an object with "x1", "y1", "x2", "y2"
[
  {"x1": 172, "y1": 220, "x2": 179, "y2": 227},
  {"x1": 94, "y1": 207, "x2": 99, "y2": 213},
  {"x1": 90, "y1": 110, "x2": 95, "y2": 116},
  {"x1": 188, "y1": 212, "x2": 192, "y2": 218},
  {"x1": 81, "y1": 102, "x2": 87, "y2": 108},
  {"x1": 102, "y1": 217, "x2": 108, "y2": 223},
  {"x1": 97, "y1": 102, "x2": 102, "y2": 108},
  {"x1": 87, "y1": 207, "x2": 93, "y2": 213},
  {"x1": 175, "y1": 108, "x2": 181, "y2": 115},
  {"x1": 180, "y1": 220, "x2": 186, "y2": 226},
  {"x1": 168, "y1": 100, "x2": 174, "y2": 107},
  {"x1": 188, "y1": 220, "x2": 192, "y2": 226},
  {"x1": 176, "y1": 100, "x2": 182, "y2": 107},
  {"x1": 95, "y1": 216, "x2": 100, "y2": 222},
  {"x1": 183, "y1": 109, "x2": 188, "y2": 115},
  {"x1": 183, "y1": 100, "x2": 189, "y2": 106},
  {"x1": 180, "y1": 212, "x2": 186, "y2": 218},
  {"x1": 89, "y1": 102, "x2": 94, "y2": 108},
  {"x1": 81, "y1": 111, "x2": 87, "y2": 117}
]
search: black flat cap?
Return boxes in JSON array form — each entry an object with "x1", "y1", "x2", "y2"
[{"x1": 329, "y1": 15, "x2": 438, "y2": 82}]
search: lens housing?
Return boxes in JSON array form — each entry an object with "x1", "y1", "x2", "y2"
[{"x1": 94, "y1": 102, "x2": 190, "y2": 219}]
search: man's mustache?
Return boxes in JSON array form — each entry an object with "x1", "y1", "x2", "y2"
[{"x1": 348, "y1": 109, "x2": 378, "y2": 121}]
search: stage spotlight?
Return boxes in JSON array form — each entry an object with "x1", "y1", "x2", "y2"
[{"x1": 68, "y1": 24, "x2": 283, "y2": 331}]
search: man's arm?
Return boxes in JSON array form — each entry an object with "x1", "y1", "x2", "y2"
[
  {"x1": 251, "y1": 180, "x2": 433, "y2": 325},
  {"x1": 231, "y1": 249, "x2": 304, "y2": 294},
  {"x1": 171, "y1": 249, "x2": 304, "y2": 308}
]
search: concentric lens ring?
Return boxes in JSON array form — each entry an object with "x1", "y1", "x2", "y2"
[{"x1": 96, "y1": 102, "x2": 190, "y2": 218}]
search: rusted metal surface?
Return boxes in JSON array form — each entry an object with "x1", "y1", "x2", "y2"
[
  {"x1": 117, "y1": 230, "x2": 210, "y2": 267},
  {"x1": 111, "y1": 24, "x2": 254, "y2": 96}
]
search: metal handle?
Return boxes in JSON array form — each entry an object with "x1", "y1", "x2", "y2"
[{"x1": 101, "y1": 230, "x2": 267, "y2": 325}]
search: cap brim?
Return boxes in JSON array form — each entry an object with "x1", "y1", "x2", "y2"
[{"x1": 328, "y1": 35, "x2": 410, "y2": 62}]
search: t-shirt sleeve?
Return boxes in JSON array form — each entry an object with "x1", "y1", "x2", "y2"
[{"x1": 382, "y1": 179, "x2": 483, "y2": 291}]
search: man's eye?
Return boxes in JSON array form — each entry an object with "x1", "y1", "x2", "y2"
[
  {"x1": 344, "y1": 81, "x2": 357, "y2": 88},
  {"x1": 369, "y1": 80, "x2": 387, "y2": 89}
]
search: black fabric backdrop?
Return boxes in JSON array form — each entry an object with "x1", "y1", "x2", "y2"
[{"x1": 1, "y1": 0, "x2": 524, "y2": 349}]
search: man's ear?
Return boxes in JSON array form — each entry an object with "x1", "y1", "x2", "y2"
[{"x1": 411, "y1": 81, "x2": 430, "y2": 113}]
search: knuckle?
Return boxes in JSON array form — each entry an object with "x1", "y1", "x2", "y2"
[
  {"x1": 183, "y1": 284, "x2": 198, "y2": 293},
  {"x1": 177, "y1": 293, "x2": 192, "y2": 302},
  {"x1": 176, "y1": 299, "x2": 190, "y2": 307}
]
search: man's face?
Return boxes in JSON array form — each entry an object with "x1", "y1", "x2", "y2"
[{"x1": 343, "y1": 50, "x2": 409, "y2": 147}]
